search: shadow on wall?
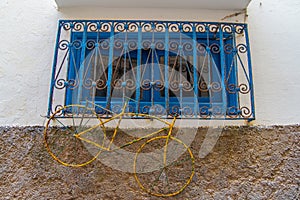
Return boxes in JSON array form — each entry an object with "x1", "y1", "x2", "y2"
[{"x1": 0, "y1": 126, "x2": 299, "y2": 199}]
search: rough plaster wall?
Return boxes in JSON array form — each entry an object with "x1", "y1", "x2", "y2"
[
  {"x1": 0, "y1": 0, "x2": 300, "y2": 126},
  {"x1": 0, "y1": 126, "x2": 299, "y2": 199}
]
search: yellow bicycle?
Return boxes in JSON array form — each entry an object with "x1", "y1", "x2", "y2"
[{"x1": 44, "y1": 100, "x2": 195, "y2": 197}]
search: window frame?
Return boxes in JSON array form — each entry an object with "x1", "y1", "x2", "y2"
[{"x1": 48, "y1": 20, "x2": 255, "y2": 120}]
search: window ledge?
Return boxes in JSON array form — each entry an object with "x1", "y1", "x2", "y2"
[{"x1": 54, "y1": 0, "x2": 252, "y2": 11}]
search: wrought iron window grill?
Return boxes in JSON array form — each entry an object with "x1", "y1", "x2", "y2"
[{"x1": 48, "y1": 20, "x2": 255, "y2": 120}]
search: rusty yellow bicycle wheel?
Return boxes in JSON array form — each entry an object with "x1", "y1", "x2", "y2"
[
  {"x1": 44, "y1": 105, "x2": 105, "y2": 167},
  {"x1": 134, "y1": 136, "x2": 195, "y2": 197}
]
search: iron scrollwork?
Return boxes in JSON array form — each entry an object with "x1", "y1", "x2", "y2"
[{"x1": 48, "y1": 20, "x2": 254, "y2": 121}]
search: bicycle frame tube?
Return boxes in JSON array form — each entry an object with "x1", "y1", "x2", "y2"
[
  {"x1": 107, "y1": 107, "x2": 126, "y2": 150},
  {"x1": 75, "y1": 115, "x2": 174, "y2": 153},
  {"x1": 164, "y1": 117, "x2": 177, "y2": 166},
  {"x1": 116, "y1": 127, "x2": 168, "y2": 150},
  {"x1": 74, "y1": 100, "x2": 176, "y2": 153}
]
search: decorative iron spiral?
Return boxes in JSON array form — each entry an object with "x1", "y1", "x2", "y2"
[
  {"x1": 170, "y1": 105, "x2": 180, "y2": 116},
  {"x1": 114, "y1": 39, "x2": 123, "y2": 49},
  {"x1": 72, "y1": 40, "x2": 82, "y2": 49},
  {"x1": 112, "y1": 105, "x2": 122, "y2": 113},
  {"x1": 54, "y1": 105, "x2": 64, "y2": 116},
  {"x1": 153, "y1": 104, "x2": 165, "y2": 115},
  {"x1": 141, "y1": 79, "x2": 151, "y2": 90},
  {"x1": 87, "y1": 22, "x2": 98, "y2": 32},
  {"x1": 222, "y1": 25, "x2": 232, "y2": 33},
  {"x1": 240, "y1": 107, "x2": 252, "y2": 118},
  {"x1": 183, "y1": 42, "x2": 193, "y2": 52},
  {"x1": 155, "y1": 40, "x2": 165, "y2": 50},
  {"x1": 182, "y1": 23, "x2": 193, "y2": 32},
  {"x1": 142, "y1": 23, "x2": 153, "y2": 32},
  {"x1": 100, "y1": 40, "x2": 110, "y2": 50},
  {"x1": 58, "y1": 40, "x2": 69, "y2": 50},
  {"x1": 81, "y1": 78, "x2": 92, "y2": 89},
  {"x1": 239, "y1": 84, "x2": 250, "y2": 94},
  {"x1": 62, "y1": 22, "x2": 71, "y2": 31},
  {"x1": 169, "y1": 41, "x2": 179, "y2": 51},
  {"x1": 169, "y1": 23, "x2": 180, "y2": 32},
  {"x1": 235, "y1": 25, "x2": 245, "y2": 34},
  {"x1": 73, "y1": 22, "x2": 84, "y2": 31},
  {"x1": 182, "y1": 81, "x2": 193, "y2": 92},
  {"x1": 199, "y1": 106, "x2": 210, "y2": 118},
  {"x1": 237, "y1": 44, "x2": 248, "y2": 53},
  {"x1": 197, "y1": 43, "x2": 206, "y2": 55},
  {"x1": 211, "y1": 82, "x2": 222, "y2": 92},
  {"x1": 96, "y1": 79, "x2": 107, "y2": 90},
  {"x1": 126, "y1": 79, "x2": 136, "y2": 90},
  {"x1": 209, "y1": 24, "x2": 219, "y2": 33},
  {"x1": 115, "y1": 22, "x2": 125, "y2": 32},
  {"x1": 113, "y1": 79, "x2": 122, "y2": 90},
  {"x1": 67, "y1": 79, "x2": 79, "y2": 90},
  {"x1": 86, "y1": 40, "x2": 95, "y2": 50},
  {"x1": 170, "y1": 81, "x2": 180, "y2": 92},
  {"x1": 226, "y1": 83, "x2": 237, "y2": 94},
  {"x1": 128, "y1": 22, "x2": 139, "y2": 32},
  {"x1": 196, "y1": 24, "x2": 206, "y2": 33},
  {"x1": 182, "y1": 106, "x2": 193, "y2": 117},
  {"x1": 199, "y1": 82, "x2": 209, "y2": 92},
  {"x1": 142, "y1": 40, "x2": 151, "y2": 50},
  {"x1": 142, "y1": 106, "x2": 150, "y2": 113},
  {"x1": 224, "y1": 44, "x2": 234, "y2": 54},
  {"x1": 155, "y1": 23, "x2": 165, "y2": 32},
  {"x1": 227, "y1": 106, "x2": 239, "y2": 118},
  {"x1": 153, "y1": 80, "x2": 164, "y2": 91},
  {"x1": 211, "y1": 106, "x2": 224, "y2": 117},
  {"x1": 210, "y1": 43, "x2": 220, "y2": 54},
  {"x1": 55, "y1": 79, "x2": 66, "y2": 89},
  {"x1": 128, "y1": 40, "x2": 138, "y2": 50},
  {"x1": 100, "y1": 22, "x2": 111, "y2": 32}
]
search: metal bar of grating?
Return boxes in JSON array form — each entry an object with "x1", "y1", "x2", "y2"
[{"x1": 47, "y1": 20, "x2": 255, "y2": 120}]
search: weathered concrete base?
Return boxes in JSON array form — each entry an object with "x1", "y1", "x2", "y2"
[{"x1": 0, "y1": 126, "x2": 299, "y2": 199}]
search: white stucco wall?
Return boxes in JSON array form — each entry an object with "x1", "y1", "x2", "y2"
[
  {"x1": 0, "y1": 0, "x2": 299, "y2": 126},
  {"x1": 247, "y1": 0, "x2": 300, "y2": 125}
]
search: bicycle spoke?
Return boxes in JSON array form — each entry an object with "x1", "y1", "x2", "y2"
[
  {"x1": 56, "y1": 135, "x2": 76, "y2": 159},
  {"x1": 82, "y1": 116, "x2": 92, "y2": 128},
  {"x1": 134, "y1": 136, "x2": 194, "y2": 197},
  {"x1": 44, "y1": 105, "x2": 103, "y2": 167},
  {"x1": 79, "y1": 107, "x2": 89, "y2": 129},
  {"x1": 54, "y1": 118, "x2": 75, "y2": 135},
  {"x1": 72, "y1": 112, "x2": 76, "y2": 133},
  {"x1": 46, "y1": 104, "x2": 193, "y2": 196},
  {"x1": 168, "y1": 156, "x2": 192, "y2": 167}
]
